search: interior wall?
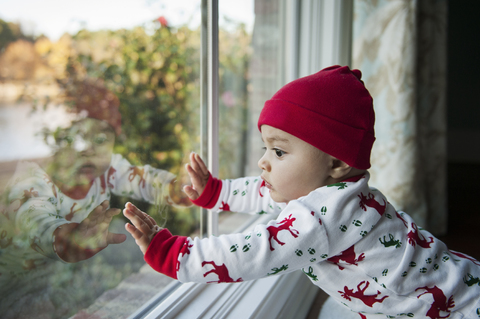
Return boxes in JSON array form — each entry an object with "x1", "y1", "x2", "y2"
[
  {"x1": 441, "y1": 0, "x2": 480, "y2": 256},
  {"x1": 447, "y1": 0, "x2": 480, "y2": 163}
]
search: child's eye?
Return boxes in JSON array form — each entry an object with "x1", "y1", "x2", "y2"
[
  {"x1": 94, "y1": 133, "x2": 107, "y2": 145},
  {"x1": 56, "y1": 135, "x2": 74, "y2": 147},
  {"x1": 274, "y1": 148, "x2": 285, "y2": 157}
]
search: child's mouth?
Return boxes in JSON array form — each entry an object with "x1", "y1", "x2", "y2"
[
  {"x1": 261, "y1": 177, "x2": 273, "y2": 190},
  {"x1": 77, "y1": 163, "x2": 97, "y2": 177}
]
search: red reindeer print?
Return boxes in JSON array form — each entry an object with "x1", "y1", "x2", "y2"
[
  {"x1": 100, "y1": 175, "x2": 107, "y2": 194},
  {"x1": 10, "y1": 187, "x2": 39, "y2": 213},
  {"x1": 259, "y1": 180, "x2": 266, "y2": 197},
  {"x1": 107, "y1": 167, "x2": 116, "y2": 188},
  {"x1": 176, "y1": 239, "x2": 194, "y2": 271},
  {"x1": 358, "y1": 314, "x2": 367, "y2": 319},
  {"x1": 100, "y1": 167, "x2": 117, "y2": 194},
  {"x1": 0, "y1": 230, "x2": 12, "y2": 248},
  {"x1": 267, "y1": 214, "x2": 299, "y2": 251},
  {"x1": 180, "y1": 239, "x2": 193, "y2": 257},
  {"x1": 395, "y1": 211, "x2": 408, "y2": 228},
  {"x1": 328, "y1": 245, "x2": 365, "y2": 270},
  {"x1": 202, "y1": 260, "x2": 243, "y2": 283},
  {"x1": 358, "y1": 193, "x2": 386, "y2": 215},
  {"x1": 128, "y1": 167, "x2": 146, "y2": 188},
  {"x1": 219, "y1": 201, "x2": 230, "y2": 211},
  {"x1": 43, "y1": 174, "x2": 58, "y2": 199},
  {"x1": 23, "y1": 258, "x2": 46, "y2": 271},
  {"x1": 1, "y1": 207, "x2": 10, "y2": 221},
  {"x1": 23, "y1": 259, "x2": 38, "y2": 271},
  {"x1": 339, "y1": 281, "x2": 388, "y2": 307},
  {"x1": 416, "y1": 286, "x2": 455, "y2": 319},
  {"x1": 30, "y1": 236, "x2": 44, "y2": 253},
  {"x1": 65, "y1": 203, "x2": 81, "y2": 221},
  {"x1": 449, "y1": 250, "x2": 480, "y2": 266},
  {"x1": 407, "y1": 223, "x2": 434, "y2": 248}
]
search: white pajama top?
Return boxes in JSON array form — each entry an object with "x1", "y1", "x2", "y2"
[{"x1": 145, "y1": 173, "x2": 480, "y2": 318}]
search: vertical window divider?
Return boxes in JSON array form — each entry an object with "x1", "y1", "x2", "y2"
[{"x1": 200, "y1": 0, "x2": 219, "y2": 237}]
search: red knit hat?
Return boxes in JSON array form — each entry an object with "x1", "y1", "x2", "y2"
[{"x1": 257, "y1": 65, "x2": 375, "y2": 169}]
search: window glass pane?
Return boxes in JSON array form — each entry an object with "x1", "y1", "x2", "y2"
[
  {"x1": 0, "y1": 1, "x2": 201, "y2": 318},
  {"x1": 217, "y1": 0, "x2": 283, "y2": 234}
]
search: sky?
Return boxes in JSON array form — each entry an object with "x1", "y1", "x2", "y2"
[{"x1": 0, "y1": 0, "x2": 254, "y2": 41}]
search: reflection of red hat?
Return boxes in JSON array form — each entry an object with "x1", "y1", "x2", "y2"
[
  {"x1": 258, "y1": 65, "x2": 375, "y2": 169},
  {"x1": 68, "y1": 80, "x2": 122, "y2": 135}
]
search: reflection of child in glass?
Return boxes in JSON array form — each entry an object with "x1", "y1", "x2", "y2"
[
  {"x1": 124, "y1": 66, "x2": 480, "y2": 318},
  {"x1": 0, "y1": 81, "x2": 189, "y2": 268}
]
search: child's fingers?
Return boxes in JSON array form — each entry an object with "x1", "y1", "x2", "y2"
[
  {"x1": 193, "y1": 153, "x2": 209, "y2": 176},
  {"x1": 189, "y1": 152, "x2": 202, "y2": 175},
  {"x1": 124, "y1": 223, "x2": 146, "y2": 242},
  {"x1": 123, "y1": 205, "x2": 154, "y2": 235},
  {"x1": 185, "y1": 163, "x2": 200, "y2": 182},
  {"x1": 139, "y1": 211, "x2": 155, "y2": 229},
  {"x1": 105, "y1": 208, "x2": 121, "y2": 220},
  {"x1": 124, "y1": 223, "x2": 150, "y2": 254},
  {"x1": 125, "y1": 203, "x2": 153, "y2": 225},
  {"x1": 107, "y1": 232, "x2": 127, "y2": 245},
  {"x1": 190, "y1": 152, "x2": 209, "y2": 177},
  {"x1": 100, "y1": 200, "x2": 110, "y2": 210},
  {"x1": 88, "y1": 203, "x2": 105, "y2": 221},
  {"x1": 183, "y1": 185, "x2": 199, "y2": 200},
  {"x1": 144, "y1": 213, "x2": 157, "y2": 226},
  {"x1": 185, "y1": 164, "x2": 207, "y2": 195}
]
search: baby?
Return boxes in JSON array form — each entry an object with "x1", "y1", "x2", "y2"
[{"x1": 124, "y1": 65, "x2": 480, "y2": 318}]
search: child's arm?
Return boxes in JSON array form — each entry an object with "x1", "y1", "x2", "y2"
[
  {"x1": 108, "y1": 153, "x2": 192, "y2": 208},
  {"x1": 183, "y1": 152, "x2": 283, "y2": 214}
]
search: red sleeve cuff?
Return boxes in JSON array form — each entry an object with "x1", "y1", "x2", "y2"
[
  {"x1": 144, "y1": 228, "x2": 187, "y2": 279},
  {"x1": 190, "y1": 173, "x2": 222, "y2": 209}
]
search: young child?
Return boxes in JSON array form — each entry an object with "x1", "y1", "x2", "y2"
[{"x1": 123, "y1": 65, "x2": 480, "y2": 318}]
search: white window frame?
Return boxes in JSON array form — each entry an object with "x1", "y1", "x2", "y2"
[{"x1": 128, "y1": 1, "x2": 352, "y2": 317}]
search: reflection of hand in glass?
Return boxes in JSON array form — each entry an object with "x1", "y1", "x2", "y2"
[
  {"x1": 168, "y1": 178, "x2": 193, "y2": 207},
  {"x1": 53, "y1": 200, "x2": 126, "y2": 263}
]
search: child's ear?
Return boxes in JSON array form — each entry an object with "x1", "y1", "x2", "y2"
[{"x1": 330, "y1": 158, "x2": 353, "y2": 180}]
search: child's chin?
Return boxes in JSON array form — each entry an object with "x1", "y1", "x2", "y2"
[{"x1": 270, "y1": 192, "x2": 287, "y2": 204}]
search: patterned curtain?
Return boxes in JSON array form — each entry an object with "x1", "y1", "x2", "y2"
[{"x1": 352, "y1": 0, "x2": 448, "y2": 234}]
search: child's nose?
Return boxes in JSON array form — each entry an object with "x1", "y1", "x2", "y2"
[
  {"x1": 74, "y1": 137, "x2": 94, "y2": 154},
  {"x1": 258, "y1": 155, "x2": 270, "y2": 171}
]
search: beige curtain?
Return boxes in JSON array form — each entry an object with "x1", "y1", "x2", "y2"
[{"x1": 352, "y1": 0, "x2": 447, "y2": 235}]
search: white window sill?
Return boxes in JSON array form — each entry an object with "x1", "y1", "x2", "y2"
[{"x1": 140, "y1": 270, "x2": 318, "y2": 319}]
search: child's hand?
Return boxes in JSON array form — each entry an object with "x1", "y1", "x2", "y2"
[
  {"x1": 123, "y1": 202, "x2": 161, "y2": 255},
  {"x1": 55, "y1": 200, "x2": 126, "y2": 262},
  {"x1": 74, "y1": 200, "x2": 126, "y2": 249},
  {"x1": 183, "y1": 152, "x2": 210, "y2": 201}
]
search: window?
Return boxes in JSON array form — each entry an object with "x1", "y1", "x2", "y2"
[
  {"x1": 0, "y1": 1, "x2": 202, "y2": 317},
  {"x1": 0, "y1": 0, "x2": 352, "y2": 318}
]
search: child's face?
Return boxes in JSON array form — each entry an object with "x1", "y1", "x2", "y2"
[
  {"x1": 50, "y1": 118, "x2": 115, "y2": 187},
  {"x1": 258, "y1": 125, "x2": 333, "y2": 203}
]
